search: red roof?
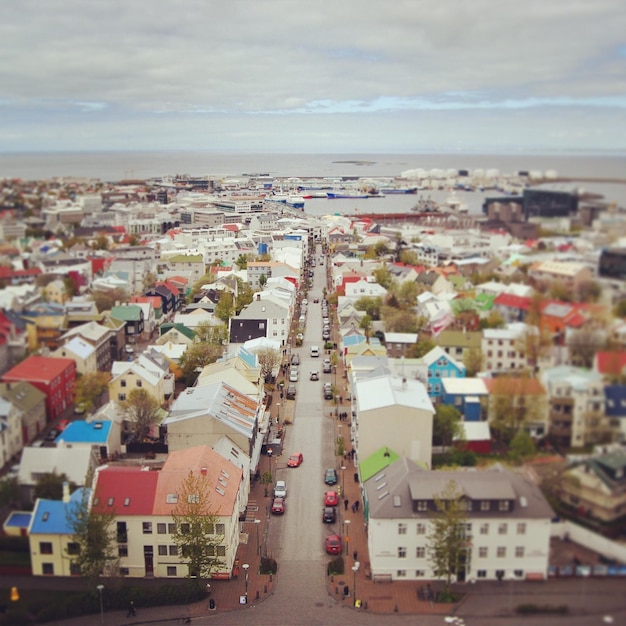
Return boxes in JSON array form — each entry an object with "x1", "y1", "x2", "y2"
[
  {"x1": 2, "y1": 355, "x2": 75, "y2": 384},
  {"x1": 93, "y1": 466, "x2": 159, "y2": 516},
  {"x1": 0, "y1": 267, "x2": 42, "y2": 279},
  {"x1": 493, "y1": 293, "x2": 531, "y2": 309},
  {"x1": 595, "y1": 351, "x2": 626, "y2": 375}
]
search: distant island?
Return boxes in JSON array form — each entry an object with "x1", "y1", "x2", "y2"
[{"x1": 332, "y1": 160, "x2": 377, "y2": 166}]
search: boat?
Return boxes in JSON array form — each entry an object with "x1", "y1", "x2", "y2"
[
  {"x1": 379, "y1": 187, "x2": 418, "y2": 194},
  {"x1": 286, "y1": 195, "x2": 305, "y2": 209},
  {"x1": 326, "y1": 191, "x2": 383, "y2": 199},
  {"x1": 411, "y1": 197, "x2": 440, "y2": 213}
]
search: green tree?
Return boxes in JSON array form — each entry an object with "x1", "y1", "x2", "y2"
[
  {"x1": 235, "y1": 254, "x2": 250, "y2": 270},
  {"x1": 171, "y1": 470, "x2": 225, "y2": 584},
  {"x1": 359, "y1": 314, "x2": 373, "y2": 341},
  {"x1": 373, "y1": 265, "x2": 395, "y2": 290},
  {"x1": 34, "y1": 472, "x2": 72, "y2": 501},
  {"x1": 193, "y1": 321, "x2": 228, "y2": 345},
  {"x1": 75, "y1": 371, "x2": 110, "y2": 414},
  {"x1": 66, "y1": 487, "x2": 118, "y2": 582},
  {"x1": 399, "y1": 249, "x2": 419, "y2": 266},
  {"x1": 382, "y1": 307, "x2": 419, "y2": 333},
  {"x1": 395, "y1": 281, "x2": 419, "y2": 310},
  {"x1": 427, "y1": 480, "x2": 469, "y2": 596},
  {"x1": 354, "y1": 296, "x2": 383, "y2": 320},
  {"x1": 91, "y1": 288, "x2": 128, "y2": 313},
  {"x1": 179, "y1": 342, "x2": 223, "y2": 385},
  {"x1": 119, "y1": 388, "x2": 162, "y2": 443},
  {"x1": 480, "y1": 310, "x2": 505, "y2": 330},
  {"x1": 259, "y1": 274, "x2": 267, "y2": 287},
  {"x1": 188, "y1": 271, "x2": 218, "y2": 302},
  {"x1": 433, "y1": 405, "x2": 464, "y2": 448},
  {"x1": 374, "y1": 241, "x2": 390, "y2": 257},
  {"x1": 614, "y1": 299, "x2": 626, "y2": 318},
  {"x1": 406, "y1": 337, "x2": 437, "y2": 359},
  {"x1": 463, "y1": 348, "x2": 483, "y2": 377},
  {"x1": 215, "y1": 291, "x2": 234, "y2": 323},
  {"x1": 235, "y1": 279, "x2": 254, "y2": 314},
  {"x1": 508, "y1": 431, "x2": 536, "y2": 464},
  {"x1": 143, "y1": 271, "x2": 158, "y2": 291}
]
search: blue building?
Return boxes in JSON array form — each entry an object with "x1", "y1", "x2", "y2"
[
  {"x1": 422, "y1": 346, "x2": 466, "y2": 400},
  {"x1": 441, "y1": 377, "x2": 488, "y2": 422}
]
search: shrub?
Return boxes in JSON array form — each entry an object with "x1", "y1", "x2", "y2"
[
  {"x1": 260, "y1": 556, "x2": 277, "y2": 575},
  {"x1": 516, "y1": 603, "x2": 568, "y2": 615},
  {"x1": 327, "y1": 556, "x2": 344, "y2": 576}
]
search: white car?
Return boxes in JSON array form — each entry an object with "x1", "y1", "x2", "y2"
[
  {"x1": 302, "y1": 299, "x2": 308, "y2": 306},
  {"x1": 274, "y1": 480, "x2": 287, "y2": 499},
  {"x1": 289, "y1": 368, "x2": 299, "y2": 382}
]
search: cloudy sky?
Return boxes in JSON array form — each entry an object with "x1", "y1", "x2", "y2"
[{"x1": 1, "y1": 0, "x2": 625, "y2": 154}]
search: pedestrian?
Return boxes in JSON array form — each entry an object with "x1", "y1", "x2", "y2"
[
  {"x1": 354, "y1": 500, "x2": 359, "y2": 512},
  {"x1": 353, "y1": 549, "x2": 358, "y2": 561},
  {"x1": 127, "y1": 600, "x2": 136, "y2": 617},
  {"x1": 344, "y1": 498, "x2": 349, "y2": 511},
  {"x1": 351, "y1": 501, "x2": 357, "y2": 513}
]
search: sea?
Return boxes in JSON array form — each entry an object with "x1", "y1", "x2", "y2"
[{"x1": 1, "y1": 151, "x2": 625, "y2": 217}]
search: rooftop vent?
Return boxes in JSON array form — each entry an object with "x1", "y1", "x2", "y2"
[
  {"x1": 393, "y1": 495, "x2": 402, "y2": 507},
  {"x1": 519, "y1": 496, "x2": 528, "y2": 508}
]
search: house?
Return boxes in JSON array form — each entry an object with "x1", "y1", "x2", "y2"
[
  {"x1": 109, "y1": 352, "x2": 173, "y2": 407},
  {"x1": 559, "y1": 450, "x2": 626, "y2": 523},
  {"x1": 21, "y1": 302, "x2": 67, "y2": 351},
  {"x1": 456, "y1": 421, "x2": 491, "y2": 454},
  {"x1": 437, "y1": 329, "x2": 482, "y2": 364},
  {"x1": 422, "y1": 346, "x2": 466, "y2": 400},
  {"x1": 51, "y1": 336, "x2": 97, "y2": 376},
  {"x1": 541, "y1": 365, "x2": 606, "y2": 448},
  {"x1": 55, "y1": 418, "x2": 122, "y2": 463},
  {"x1": 492, "y1": 293, "x2": 531, "y2": 324},
  {"x1": 528, "y1": 260, "x2": 593, "y2": 291},
  {"x1": 0, "y1": 381, "x2": 46, "y2": 445},
  {"x1": 110, "y1": 304, "x2": 145, "y2": 345},
  {"x1": 383, "y1": 332, "x2": 418, "y2": 358},
  {"x1": 0, "y1": 309, "x2": 27, "y2": 375},
  {"x1": 344, "y1": 278, "x2": 388, "y2": 301},
  {"x1": 229, "y1": 296, "x2": 290, "y2": 346},
  {"x1": 440, "y1": 377, "x2": 488, "y2": 422},
  {"x1": 158, "y1": 323, "x2": 196, "y2": 346},
  {"x1": 353, "y1": 373, "x2": 434, "y2": 467},
  {"x1": 145, "y1": 283, "x2": 176, "y2": 317},
  {"x1": 482, "y1": 323, "x2": 538, "y2": 373},
  {"x1": 60, "y1": 321, "x2": 115, "y2": 373},
  {"x1": 604, "y1": 385, "x2": 626, "y2": 441},
  {"x1": 2, "y1": 356, "x2": 76, "y2": 422},
  {"x1": 0, "y1": 396, "x2": 23, "y2": 469},
  {"x1": 364, "y1": 460, "x2": 553, "y2": 582},
  {"x1": 28, "y1": 487, "x2": 92, "y2": 576}
]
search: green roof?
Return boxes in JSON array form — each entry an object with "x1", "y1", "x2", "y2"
[
  {"x1": 475, "y1": 293, "x2": 496, "y2": 311},
  {"x1": 160, "y1": 323, "x2": 195, "y2": 340},
  {"x1": 110, "y1": 305, "x2": 143, "y2": 322},
  {"x1": 359, "y1": 447, "x2": 401, "y2": 483}
]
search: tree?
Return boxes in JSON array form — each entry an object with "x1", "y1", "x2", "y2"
[
  {"x1": 575, "y1": 279, "x2": 602, "y2": 303},
  {"x1": 374, "y1": 241, "x2": 390, "y2": 257},
  {"x1": 567, "y1": 328, "x2": 606, "y2": 368},
  {"x1": 259, "y1": 274, "x2": 267, "y2": 287},
  {"x1": 373, "y1": 266, "x2": 395, "y2": 290},
  {"x1": 382, "y1": 307, "x2": 419, "y2": 333},
  {"x1": 179, "y1": 342, "x2": 223, "y2": 385},
  {"x1": 395, "y1": 280, "x2": 420, "y2": 310},
  {"x1": 427, "y1": 480, "x2": 469, "y2": 596},
  {"x1": 354, "y1": 296, "x2": 383, "y2": 320},
  {"x1": 256, "y1": 347, "x2": 281, "y2": 382},
  {"x1": 34, "y1": 472, "x2": 72, "y2": 501},
  {"x1": 399, "y1": 249, "x2": 419, "y2": 266},
  {"x1": 480, "y1": 310, "x2": 505, "y2": 329},
  {"x1": 119, "y1": 388, "x2": 162, "y2": 443},
  {"x1": 235, "y1": 279, "x2": 254, "y2": 314},
  {"x1": 187, "y1": 271, "x2": 217, "y2": 302},
  {"x1": 143, "y1": 271, "x2": 158, "y2": 291},
  {"x1": 75, "y1": 371, "x2": 110, "y2": 413},
  {"x1": 614, "y1": 299, "x2": 626, "y2": 319},
  {"x1": 463, "y1": 348, "x2": 483, "y2": 377},
  {"x1": 193, "y1": 321, "x2": 228, "y2": 345},
  {"x1": 66, "y1": 486, "x2": 118, "y2": 582},
  {"x1": 171, "y1": 470, "x2": 225, "y2": 584},
  {"x1": 359, "y1": 314, "x2": 373, "y2": 341},
  {"x1": 91, "y1": 288, "x2": 128, "y2": 313},
  {"x1": 406, "y1": 337, "x2": 437, "y2": 359},
  {"x1": 508, "y1": 431, "x2": 536, "y2": 464},
  {"x1": 215, "y1": 291, "x2": 235, "y2": 323},
  {"x1": 235, "y1": 254, "x2": 250, "y2": 270},
  {"x1": 433, "y1": 405, "x2": 464, "y2": 448}
]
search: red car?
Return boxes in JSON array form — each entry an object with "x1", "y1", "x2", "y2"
[
  {"x1": 57, "y1": 419, "x2": 71, "y2": 431},
  {"x1": 324, "y1": 491, "x2": 339, "y2": 507},
  {"x1": 287, "y1": 452, "x2": 303, "y2": 468},
  {"x1": 325, "y1": 534, "x2": 342, "y2": 555},
  {"x1": 271, "y1": 497, "x2": 285, "y2": 515}
]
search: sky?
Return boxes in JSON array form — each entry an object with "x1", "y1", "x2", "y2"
[{"x1": 1, "y1": 0, "x2": 625, "y2": 154}]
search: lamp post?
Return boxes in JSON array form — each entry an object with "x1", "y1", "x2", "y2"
[
  {"x1": 96, "y1": 584, "x2": 104, "y2": 625},
  {"x1": 242, "y1": 563, "x2": 250, "y2": 600},
  {"x1": 341, "y1": 465, "x2": 346, "y2": 493},
  {"x1": 344, "y1": 519, "x2": 351, "y2": 555},
  {"x1": 255, "y1": 519, "x2": 261, "y2": 556},
  {"x1": 508, "y1": 573, "x2": 515, "y2": 613},
  {"x1": 276, "y1": 402, "x2": 281, "y2": 425},
  {"x1": 352, "y1": 562, "x2": 360, "y2": 606}
]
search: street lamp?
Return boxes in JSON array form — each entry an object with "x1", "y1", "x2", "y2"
[
  {"x1": 96, "y1": 584, "x2": 104, "y2": 625},
  {"x1": 344, "y1": 519, "x2": 351, "y2": 556},
  {"x1": 352, "y1": 562, "x2": 360, "y2": 606},
  {"x1": 341, "y1": 465, "x2": 346, "y2": 493},
  {"x1": 242, "y1": 563, "x2": 250, "y2": 599},
  {"x1": 255, "y1": 519, "x2": 261, "y2": 556},
  {"x1": 508, "y1": 573, "x2": 515, "y2": 613}
]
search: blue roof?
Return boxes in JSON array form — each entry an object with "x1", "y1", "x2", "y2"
[
  {"x1": 605, "y1": 385, "x2": 626, "y2": 418},
  {"x1": 4, "y1": 512, "x2": 31, "y2": 529},
  {"x1": 343, "y1": 335, "x2": 366, "y2": 347},
  {"x1": 30, "y1": 488, "x2": 90, "y2": 535},
  {"x1": 238, "y1": 347, "x2": 257, "y2": 368},
  {"x1": 57, "y1": 420, "x2": 111, "y2": 444}
]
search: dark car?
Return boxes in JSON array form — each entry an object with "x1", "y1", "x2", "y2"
[
  {"x1": 325, "y1": 534, "x2": 342, "y2": 554},
  {"x1": 322, "y1": 507, "x2": 336, "y2": 523},
  {"x1": 291, "y1": 354, "x2": 300, "y2": 366},
  {"x1": 286, "y1": 384, "x2": 297, "y2": 399},
  {"x1": 324, "y1": 468, "x2": 338, "y2": 485},
  {"x1": 45, "y1": 428, "x2": 60, "y2": 442}
]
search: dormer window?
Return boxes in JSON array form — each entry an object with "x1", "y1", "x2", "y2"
[{"x1": 499, "y1": 500, "x2": 510, "y2": 511}]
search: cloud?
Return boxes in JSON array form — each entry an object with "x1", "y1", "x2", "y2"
[{"x1": 0, "y1": 0, "x2": 625, "y2": 151}]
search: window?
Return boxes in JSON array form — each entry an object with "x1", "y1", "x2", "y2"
[
  {"x1": 158, "y1": 545, "x2": 168, "y2": 556},
  {"x1": 499, "y1": 500, "x2": 510, "y2": 511},
  {"x1": 514, "y1": 569, "x2": 524, "y2": 578},
  {"x1": 516, "y1": 522, "x2": 526, "y2": 535},
  {"x1": 417, "y1": 501, "x2": 427, "y2": 512},
  {"x1": 136, "y1": 380, "x2": 142, "y2": 387},
  {"x1": 118, "y1": 545, "x2": 128, "y2": 557},
  {"x1": 70, "y1": 563, "x2": 81, "y2": 576},
  {"x1": 498, "y1": 523, "x2": 508, "y2": 535},
  {"x1": 42, "y1": 563, "x2": 54, "y2": 575},
  {"x1": 396, "y1": 569, "x2": 407, "y2": 577},
  {"x1": 121, "y1": 380, "x2": 127, "y2": 387},
  {"x1": 118, "y1": 393, "x2": 126, "y2": 402},
  {"x1": 398, "y1": 547, "x2": 407, "y2": 559},
  {"x1": 157, "y1": 523, "x2": 167, "y2": 534},
  {"x1": 167, "y1": 566, "x2": 177, "y2": 577},
  {"x1": 480, "y1": 523, "x2": 489, "y2": 535},
  {"x1": 415, "y1": 569, "x2": 425, "y2": 577},
  {"x1": 416, "y1": 547, "x2": 425, "y2": 558},
  {"x1": 117, "y1": 522, "x2": 128, "y2": 543},
  {"x1": 416, "y1": 523, "x2": 426, "y2": 535},
  {"x1": 216, "y1": 524, "x2": 225, "y2": 534},
  {"x1": 480, "y1": 501, "x2": 490, "y2": 511},
  {"x1": 217, "y1": 545, "x2": 226, "y2": 557},
  {"x1": 181, "y1": 523, "x2": 190, "y2": 534},
  {"x1": 479, "y1": 547, "x2": 488, "y2": 558},
  {"x1": 515, "y1": 546, "x2": 524, "y2": 558},
  {"x1": 67, "y1": 542, "x2": 80, "y2": 555},
  {"x1": 168, "y1": 523, "x2": 176, "y2": 534},
  {"x1": 169, "y1": 545, "x2": 178, "y2": 556},
  {"x1": 39, "y1": 542, "x2": 53, "y2": 555},
  {"x1": 477, "y1": 570, "x2": 486, "y2": 578},
  {"x1": 142, "y1": 522, "x2": 153, "y2": 534},
  {"x1": 188, "y1": 494, "x2": 200, "y2": 504},
  {"x1": 497, "y1": 547, "x2": 506, "y2": 558},
  {"x1": 398, "y1": 523, "x2": 407, "y2": 535}
]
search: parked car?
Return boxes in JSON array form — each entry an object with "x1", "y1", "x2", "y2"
[
  {"x1": 291, "y1": 354, "x2": 300, "y2": 366},
  {"x1": 125, "y1": 344, "x2": 134, "y2": 354},
  {"x1": 324, "y1": 468, "x2": 338, "y2": 485},
  {"x1": 57, "y1": 419, "x2": 71, "y2": 431},
  {"x1": 289, "y1": 368, "x2": 299, "y2": 382},
  {"x1": 323, "y1": 383, "x2": 333, "y2": 400},
  {"x1": 313, "y1": 298, "x2": 319, "y2": 303},
  {"x1": 302, "y1": 299, "x2": 308, "y2": 306},
  {"x1": 323, "y1": 358, "x2": 331, "y2": 373},
  {"x1": 271, "y1": 497, "x2": 285, "y2": 515},
  {"x1": 322, "y1": 507, "x2": 336, "y2": 523},
  {"x1": 274, "y1": 480, "x2": 287, "y2": 498},
  {"x1": 310, "y1": 370, "x2": 319, "y2": 381},
  {"x1": 286, "y1": 384, "x2": 297, "y2": 399},
  {"x1": 325, "y1": 533, "x2": 342, "y2": 554},
  {"x1": 287, "y1": 452, "x2": 303, "y2": 467},
  {"x1": 322, "y1": 329, "x2": 330, "y2": 340},
  {"x1": 324, "y1": 491, "x2": 339, "y2": 506},
  {"x1": 45, "y1": 428, "x2": 60, "y2": 442}
]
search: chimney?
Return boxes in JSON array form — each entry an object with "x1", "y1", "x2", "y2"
[
  {"x1": 200, "y1": 467, "x2": 208, "y2": 476},
  {"x1": 402, "y1": 377, "x2": 407, "y2": 388},
  {"x1": 62, "y1": 481, "x2": 70, "y2": 503},
  {"x1": 256, "y1": 294, "x2": 261, "y2": 301}
]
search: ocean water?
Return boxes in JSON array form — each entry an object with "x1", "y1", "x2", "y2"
[{"x1": 1, "y1": 151, "x2": 625, "y2": 214}]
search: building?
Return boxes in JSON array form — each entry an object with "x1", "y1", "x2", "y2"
[
  {"x1": 383, "y1": 333, "x2": 418, "y2": 359},
  {"x1": 0, "y1": 381, "x2": 46, "y2": 445},
  {"x1": 441, "y1": 378, "x2": 489, "y2": 422},
  {"x1": 2, "y1": 356, "x2": 76, "y2": 422},
  {"x1": 364, "y1": 460, "x2": 553, "y2": 582},
  {"x1": 598, "y1": 247, "x2": 626, "y2": 280},
  {"x1": 482, "y1": 323, "x2": 537, "y2": 373},
  {"x1": 421, "y1": 346, "x2": 465, "y2": 400}
]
